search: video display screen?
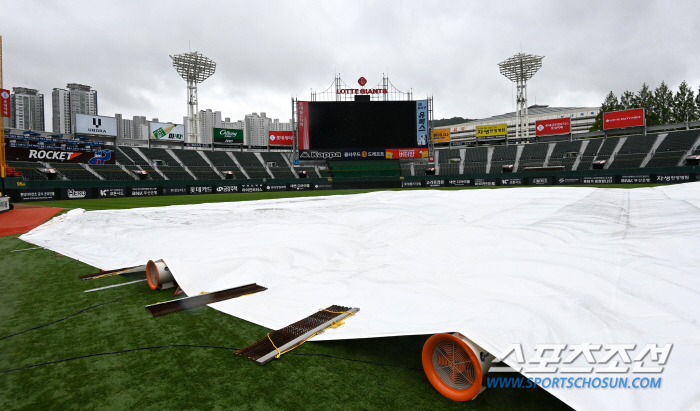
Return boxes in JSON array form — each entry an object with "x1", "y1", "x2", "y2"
[{"x1": 304, "y1": 101, "x2": 424, "y2": 149}]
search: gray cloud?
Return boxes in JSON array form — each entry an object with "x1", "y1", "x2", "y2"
[{"x1": 4, "y1": 0, "x2": 699, "y2": 126}]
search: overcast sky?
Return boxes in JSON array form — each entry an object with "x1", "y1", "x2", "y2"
[{"x1": 4, "y1": 0, "x2": 700, "y2": 126}]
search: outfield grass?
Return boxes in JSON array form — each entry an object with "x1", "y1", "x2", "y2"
[{"x1": 2, "y1": 184, "x2": 664, "y2": 410}]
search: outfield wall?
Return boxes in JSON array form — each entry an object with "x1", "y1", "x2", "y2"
[{"x1": 2, "y1": 166, "x2": 699, "y2": 202}]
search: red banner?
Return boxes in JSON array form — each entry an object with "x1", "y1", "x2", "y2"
[
  {"x1": 0, "y1": 89, "x2": 10, "y2": 118},
  {"x1": 269, "y1": 130, "x2": 293, "y2": 146},
  {"x1": 536, "y1": 118, "x2": 571, "y2": 136},
  {"x1": 603, "y1": 108, "x2": 645, "y2": 130},
  {"x1": 297, "y1": 101, "x2": 309, "y2": 150},
  {"x1": 385, "y1": 148, "x2": 430, "y2": 159}
]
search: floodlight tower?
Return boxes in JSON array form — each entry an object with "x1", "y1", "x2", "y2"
[
  {"x1": 498, "y1": 53, "x2": 543, "y2": 141},
  {"x1": 170, "y1": 51, "x2": 216, "y2": 143}
]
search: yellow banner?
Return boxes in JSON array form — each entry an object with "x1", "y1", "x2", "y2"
[
  {"x1": 476, "y1": 124, "x2": 507, "y2": 137},
  {"x1": 432, "y1": 128, "x2": 451, "y2": 143}
]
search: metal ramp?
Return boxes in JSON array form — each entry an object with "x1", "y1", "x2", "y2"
[
  {"x1": 236, "y1": 305, "x2": 359, "y2": 365},
  {"x1": 145, "y1": 283, "x2": 267, "y2": 318}
]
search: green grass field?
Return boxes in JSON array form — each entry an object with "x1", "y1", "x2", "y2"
[{"x1": 2, "y1": 185, "x2": 660, "y2": 410}]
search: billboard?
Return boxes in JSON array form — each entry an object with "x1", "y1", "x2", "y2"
[
  {"x1": 385, "y1": 148, "x2": 429, "y2": 159},
  {"x1": 269, "y1": 130, "x2": 293, "y2": 146},
  {"x1": 416, "y1": 100, "x2": 428, "y2": 146},
  {"x1": 150, "y1": 122, "x2": 185, "y2": 140},
  {"x1": 5, "y1": 145, "x2": 115, "y2": 164},
  {"x1": 300, "y1": 101, "x2": 425, "y2": 151},
  {"x1": 213, "y1": 127, "x2": 243, "y2": 144},
  {"x1": 75, "y1": 114, "x2": 118, "y2": 136},
  {"x1": 298, "y1": 101, "x2": 309, "y2": 150},
  {"x1": 432, "y1": 128, "x2": 451, "y2": 143},
  {"x1": 0, "y1": 89, "x2": 10, "y2": 117},
  {"x1": 476, "y1": 124, "x2": 507, "y2": 138},
  {"x1": 536, "y1": 118, "x2": 571, "y2": 136},
  {"x1": 603, "y1": 108, "x2": 645, "y2": 130}
]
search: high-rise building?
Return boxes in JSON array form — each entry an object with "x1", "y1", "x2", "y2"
[
  {"x1": 132, "y1": 116, "x2": 148, "y2": 140},
  {"x1": 244, "y1": 112, "x2": 270, "y2": 146},
  {"x1": 243, "y1": 112, "x2": 294, "y2": 146},
  {"x1": 11, "y1": 87, "x2": 45, "y2": 131},
  {"x1": 51, "y1": 83, "x2": 97, "y2": 135},
  {"x1": 197, "y1": 109, "x2": 222, "y2": 144}
]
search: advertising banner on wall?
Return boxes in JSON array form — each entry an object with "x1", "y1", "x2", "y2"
[
  {"x1": 536, "y1": 118, "x2": 571, "y2": 136},
  {"x1": 269, "y1": 130, "x2": 293, "y2": 146},
  {"x1": 150, "y1": 122, "x2": 185, "y2": 140},
  {"x1": 476, "y1": 124, "x2": 507, "y2": 138},
  {"x1": 603, "y1": 108, "x2": 645, "y2": 130},
  {"x1": 583, "y1": 175, "x2": 614, "y2": 184},
  {"x1": 1, "y1": 89, "x2": 11, "y2": 117},
  {"x1": 401, "y1": 180, "x2": 422, "y2": 188},
  {"x1": 17, "y1": 189, "x2": 56, "y2": 201},
  {"x1": 416, "y1": 100, "x2": 428, "y2": 147},
  {"x1": 131, "y1": 186, "x2": 159, "y2": 197},
  {"x1": 289, "y1": 182, "x2": 311, "y2": 191},
  {"x1": 61, "y1": 187, "x2": 93, "y2": 200},
  {"x1": 621, "y1": 175, "x2": 651, "y2": 184},
  {"x1": 75, "y1": 114, "x2": 118, "y2": 136},
  {"x1": 385, "y1": 148, "x2": 430, "y2": 159},
  {"x1": 265, "y1": 184, "x2": 287, "y2": 192},
  {"x1": 215, "y1": 185, "x2": 239, "y2": 194},
  {"x1": 656, "y1": 173, "x2": 691, "y2": 184},
  {"x1": 341, "y1": 149, "x2": 386, "y2": 160},
  {"x1": 162, "y1": 186, "x2": 187, "y2": 195},
  {"x1": 97, "y1": 187, "x2": 126, "y2": 198},
  {"x1": 432, "y1": 128, "x2": 451, "y2": 143},
  {"x1": 5, "y1": 145, "x2": 115, "y2": 164},
  {"x1": 297, "y1": 101, "x2": 309, "y2": 150},
  {"x1": 500, "y1": 178, "x2": 524, "y2": 186},
  {"x1": 213, "y1": 128, "x2": 243, "y2": 144}
]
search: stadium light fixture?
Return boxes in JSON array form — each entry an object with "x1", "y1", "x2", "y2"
[
  {"x1": 170, "y1": 51, "x2": 216, "y2": 143},
  {"x1": 498, "y1": 53, "x2": 544, "y2": 141}
]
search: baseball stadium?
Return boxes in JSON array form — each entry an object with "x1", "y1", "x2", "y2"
[{"x1": 2, "y1": 48, "x2": 700, "y2": 411}]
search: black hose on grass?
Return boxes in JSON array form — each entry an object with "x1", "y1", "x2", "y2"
[
  {"x1": 0, "y1": 290, "x2": 148, "y2": 341},
  {"x1": 0, "y1": 344, "x2": 422, "y2": 374}
]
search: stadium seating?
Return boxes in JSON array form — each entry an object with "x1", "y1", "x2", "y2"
[
  {"x1": 49, "y1": 163, "x2": 101, "y2": 181},
  {"x1": 438, "y1": 163, "x2": 460, "y2": 175},
  {"x1": 259, "y1": 152, "x2": 297, "y2": 178},
  {"x1": 90, "y1": 164, "x2": 136, "y2": 180},
  {"x1": 139, "y1": 148, "x2": 178, "y2": 166},
  {"x1": 203, "y1": 151, "x2": 246, "y2": 179},
  {"x1": 463, "y1": 147, "x2": 488, "y2": 174},
  {"x1": 231, "y1": 152, "x2": 271, "y2": 179},
  {"x1": 646, "y1": 130, "x2": 700, "y2": 168},
  {"x1": 6, "y1": 161, "x2": 49, "y2": 181},
  {"x1": 578, "y1": 138, "x2": 603, "y2": 170},
  {"x1": 488, "y1": 146, "x2": 517, "y2": 174},
  {"x1": 518, "y1": 143, "x2": 548, "y2": 170},
  {"x1": 137, "y1": 164, "x2": 166, "y2": 180},
  {"x1": 169, "y1": 149, "x2": 221, "y2": 180},
  {"x1": 117, "y1": 146, "x2": 148, "y2": 165},
  {"x1": 548, "y1": 141, "x2": 582, "y2": 171},
  {"x1": 171, "y1": 149, "x2": 210, "y2": 166}
]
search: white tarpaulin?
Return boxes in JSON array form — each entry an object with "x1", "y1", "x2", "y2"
[{"x1": 20, "y1": 185, "x2": 700, "y2": 411}]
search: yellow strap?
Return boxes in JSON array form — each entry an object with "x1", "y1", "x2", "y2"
[
  {"x1": 270, "y1": 310, "x2": 355, "y2": 358},
  {"x1": 267, "y1": 332, "x2": 281, "y2": 358}
]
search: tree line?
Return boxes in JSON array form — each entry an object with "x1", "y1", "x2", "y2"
[{"x1": 590, "y1": 81, "x2": 700, "y2": 131}]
